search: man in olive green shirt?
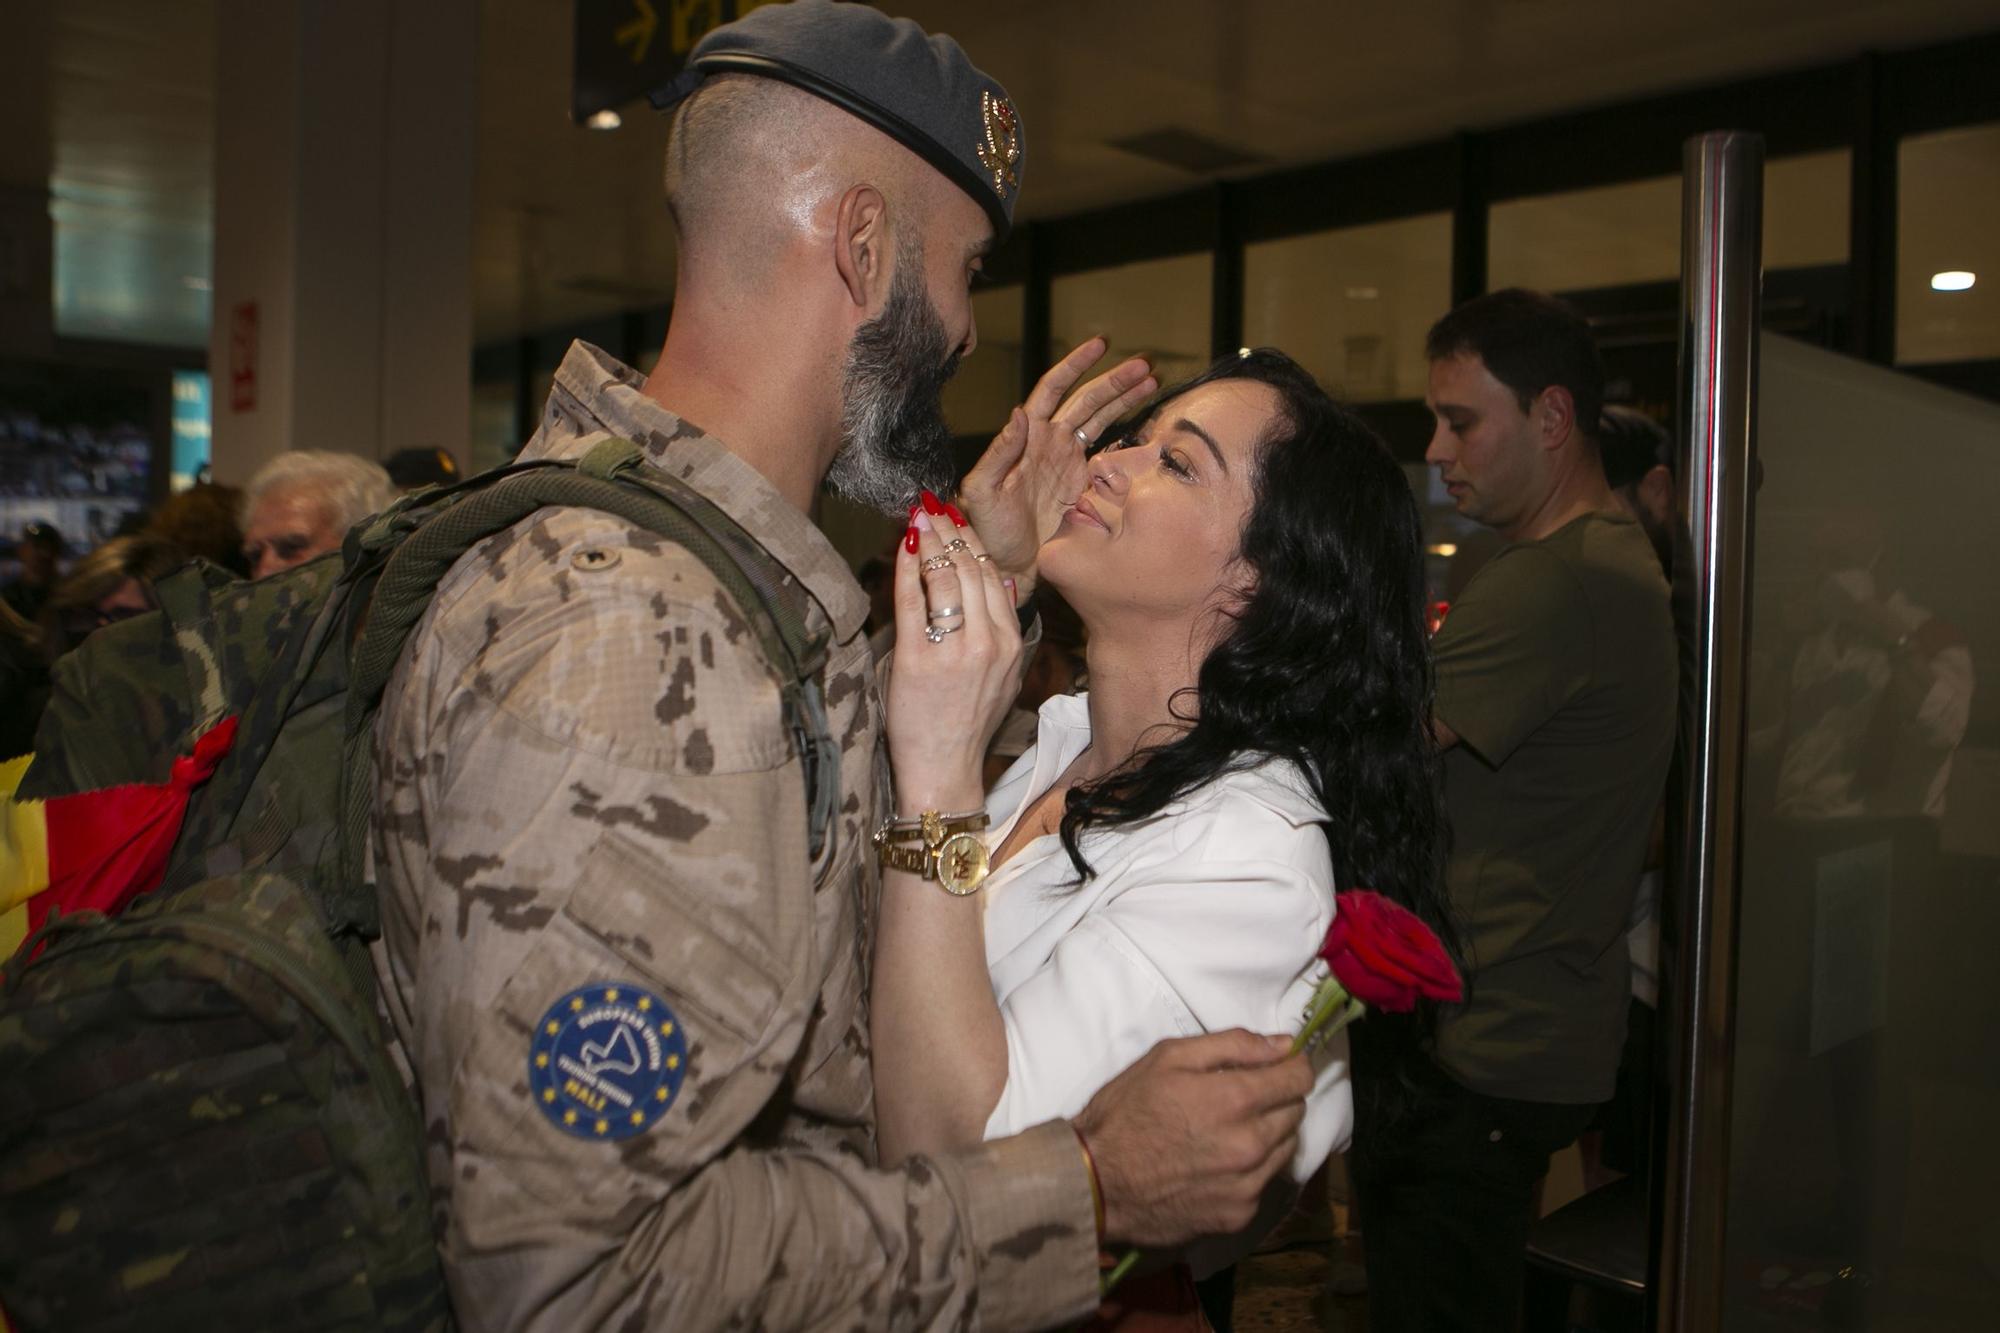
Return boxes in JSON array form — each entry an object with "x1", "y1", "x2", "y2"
[{"x1": 1352, "y1": 290, "x2": 1675, "y2": 1332}]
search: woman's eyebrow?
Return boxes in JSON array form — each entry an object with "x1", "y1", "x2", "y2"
[{"x1": 1169, "y1": 417, "x2": 1229, "y2": 475}]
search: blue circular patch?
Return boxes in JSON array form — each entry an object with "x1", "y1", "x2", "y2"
[{"x1": 528, "y1": 983, "x2": 688, "y2": 1140}]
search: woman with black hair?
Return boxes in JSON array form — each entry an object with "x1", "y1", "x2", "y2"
[{"x1": 870, "y1": 346, "x2": 1451, "y2": 1323}]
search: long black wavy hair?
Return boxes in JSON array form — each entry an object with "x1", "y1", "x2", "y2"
[{"x1": 1055, "y1": 348, "x2": 1455, "y2": 1044}]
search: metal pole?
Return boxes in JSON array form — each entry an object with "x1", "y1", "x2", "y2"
[{"x1": 1655, "y1": 130, "x2": 1763, "y2": 1332}]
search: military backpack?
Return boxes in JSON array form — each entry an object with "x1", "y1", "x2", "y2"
[{"x1": 0, "y1": 439, "x2": 837, "y2": 1333}]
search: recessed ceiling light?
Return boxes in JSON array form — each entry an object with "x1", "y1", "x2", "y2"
[
  {"x1": 586, "y1": 109, "x2": 623, "y2": 131},
  {"x1": 1345, "y1": 286, "x2": 1380, "y2": 301},
  {"x1": 1931, "y1": 270, "x2": 1975, "y2": 291},
  {"x1": 181, "y1": 275, "x2": 211, "y2": 291}
]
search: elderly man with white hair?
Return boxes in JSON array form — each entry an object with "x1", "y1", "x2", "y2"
[{"x1": 238, "y1": 450, "x2": 397, "y2": 579}]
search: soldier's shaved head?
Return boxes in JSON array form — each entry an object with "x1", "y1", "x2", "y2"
[{"x1": 664, "y1": 74, "x2": 939, "y2": 285}]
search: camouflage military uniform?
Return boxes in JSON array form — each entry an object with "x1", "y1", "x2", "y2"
[{"x1": 369, "y1": 341, "x2": 1100, "y2": 1331}]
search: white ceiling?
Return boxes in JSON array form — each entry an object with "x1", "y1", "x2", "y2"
[{"x1": 15, "y1": 0, "x2": 2000, "y2": 351}]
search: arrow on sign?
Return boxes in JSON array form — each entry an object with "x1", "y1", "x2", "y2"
[{"x1": 617, "y1": 0, "x2": 657, "y2": 64}]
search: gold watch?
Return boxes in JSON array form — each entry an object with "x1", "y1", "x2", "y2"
[{"x1": 874, "y1": 809, "x2": 993, "y2": 896}]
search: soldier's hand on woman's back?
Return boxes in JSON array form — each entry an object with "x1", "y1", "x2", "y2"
[
  {"x1": 1072, "y1": 1029, "x2": 1312, "y2": 1247},
  {"x1": 958, "y1": 337, "x2": 1154, "y2": 602}
]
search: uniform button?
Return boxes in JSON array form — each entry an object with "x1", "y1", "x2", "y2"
[
  {"x1": 572, "y1": 547, "x2": 622, "y2": 572},
  {"x1": 1489, "y1": 1129, "x2": 1503, "y2": 1142}
]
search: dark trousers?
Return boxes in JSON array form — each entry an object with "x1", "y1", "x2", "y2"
[{"x1": 1350, "y1": 1063, "x2": 1597, "y2": 1333}]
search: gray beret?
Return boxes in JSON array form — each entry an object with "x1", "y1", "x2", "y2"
[{"x1": 650, "y1": 0, "x2": 1023, "y2": 240}]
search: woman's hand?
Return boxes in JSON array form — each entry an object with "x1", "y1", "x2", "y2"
[
  {"x1": 958, "y1": 338, "x2": 1156, "y2": 603},
  {"x1": 885, "y1": 498, "x2": 1024, "y2": 815}
]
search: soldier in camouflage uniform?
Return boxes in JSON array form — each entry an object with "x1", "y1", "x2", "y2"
[{"x1": 369, "y1": 5, "x2": 1313, "y2": 1329}]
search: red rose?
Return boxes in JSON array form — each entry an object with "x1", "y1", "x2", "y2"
[{"x1": 1317, "y1": 889, "x2": 1462, "y2": 1013}]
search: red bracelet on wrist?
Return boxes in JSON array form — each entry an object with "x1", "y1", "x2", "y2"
[{"x1": 1071, "y1": 1122, "x2": 1106, "y2": 1245}]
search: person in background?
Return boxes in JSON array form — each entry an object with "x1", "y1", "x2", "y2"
[
  {"x1": 0, "y1": 599, "x2": 49, "y2": 760},
  {"x1": 1580, "y1": 404, "x2": 1694, "y2": 1190},
  {"x1": 1, "y1": 522, "x2": 64, "y2": 624},
  {"x1": 41, "y1": 534, "x2": 186, "y2": 659},
  {"x1": 1773, "y1": 509, "x2": 1972, "y2": 822},
  {"x1": 238, "y1": 450, "x2": 396, "y2": 578},
  {"x1": 148, "y1": 481, "x2": 249, "y2": 577},
  {"x1": 1350, "y1": 290, "x2": 1676, "y2": 1331}
]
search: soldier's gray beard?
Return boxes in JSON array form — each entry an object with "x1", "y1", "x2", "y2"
[{"x1": 828, "y1": 260, "x2": 961, "y2": 516}]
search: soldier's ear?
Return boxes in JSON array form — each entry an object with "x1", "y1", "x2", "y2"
[{"x1": 833, "y1": 183, "x2": 890, "y2": 310}]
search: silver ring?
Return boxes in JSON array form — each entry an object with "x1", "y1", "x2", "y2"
[
  {"x1": 924, "y1": 622, "x2": 964, "y2": 643},
  {"x1": 943, "y1": 538, "x2": 972, "y2": 553},
  {"x1": 1073, "y1": 427, "x2": 1090, "y2": 446},
  {"x1": 920, "y1": 554, "x2": 956, "y2": 573},
  {"x1": 928, "y1": 605, "x2": 965, "y2": 621}
]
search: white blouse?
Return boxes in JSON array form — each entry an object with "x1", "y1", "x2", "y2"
[{"x1": 978, "y1": 694, "x2": 1353, "y2": 1269}]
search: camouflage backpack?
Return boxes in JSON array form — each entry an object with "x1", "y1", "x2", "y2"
[{"x1": 0, "y1": 439, "x2": 836, "y2": 1333}]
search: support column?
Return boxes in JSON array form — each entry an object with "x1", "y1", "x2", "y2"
[
  {"x1": 209, "y1": 0, "x2": 474, "y2": 483},
  {"x1": 0, "y1": 3, "x2": 54, "y2": 360}
]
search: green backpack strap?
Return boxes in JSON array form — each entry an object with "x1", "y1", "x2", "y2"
[{"x1": 330, "y1": 438, "x2": 838, "y2": 938}]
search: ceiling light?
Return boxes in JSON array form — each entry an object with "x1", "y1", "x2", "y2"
[
  {"x1": 181, "y1": 275, "x2": 211, "y2": 291},
  {"x1": 1345, "y1": 286, "x2": 1380, "y2": 301},
  {"x1": 1931, "y1": 270, "x2": 1975, "y2": 292},
  {"x1": 586, "y1": 109, "x2": 623, "y2": 131},
  {"x1": 1427, "y1": 542, "x2": 1458, "y2": 557}
]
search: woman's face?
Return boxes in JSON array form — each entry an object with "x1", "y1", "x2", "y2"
[{"x1": 1039, "y1": 377, "x2": 1277, "y2": 628}]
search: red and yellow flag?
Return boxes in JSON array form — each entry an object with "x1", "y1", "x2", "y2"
[{"x1": 0, "y1": 717, "x2": 238, "y2": 960}]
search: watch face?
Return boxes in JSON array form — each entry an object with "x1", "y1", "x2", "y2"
[{"x1": 936, "y1": 832, "x2": 991, "y2": 896}]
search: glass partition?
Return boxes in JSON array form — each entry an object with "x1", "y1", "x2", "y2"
[
  {"x1": 1721, "y1": 332, "x2": 1999, "y2": 1328},
  {"x1": 1243, "y1": 213, "x2": 1452, "y2": 402}
]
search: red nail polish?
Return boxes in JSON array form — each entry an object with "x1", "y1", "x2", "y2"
[
  {"x1": 907, "y1": 502, "x2": 921, "y2": 522},
  {"x1": 904, "y1": 525, "x2": 919, "y2": 554},
  {"x1": 920, "y1": 490, "x2": 945, "y2": 517},
  {"x1": 944, "y1": 502, "x2": 967, "y2": 527}
]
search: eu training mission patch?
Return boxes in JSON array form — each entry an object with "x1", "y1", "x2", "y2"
[{"x1": 528, "y1": 982, "x2": 688, "y2": 1140}]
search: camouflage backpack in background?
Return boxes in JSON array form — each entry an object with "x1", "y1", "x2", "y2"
[{"x1": 0, "y1": 439, "x2": 837, "y2": 1333}]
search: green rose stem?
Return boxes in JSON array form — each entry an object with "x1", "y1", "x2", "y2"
[{"x1": 1098, "y1": 976, "x2": 1366, "y2": 1297}]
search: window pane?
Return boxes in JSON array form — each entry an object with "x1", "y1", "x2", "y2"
[
  {"x1": 943, "y1": 283, "x2": 1024, "y2": 437},
  {"x1": 1897, "y1": 122, "x2": 2000, "y2": 366},
  {"x1": 1050, "y1": 253, "x2": 1213, "y2": 389},
  {"x1": 1766, "y1": 150, "x2": 1853, "y2": 271},
  {"x1": 1488, "y1": 151, "x2": 1849, "y2": 292},
  {"x1": 1244, "y1": 214, "x2": 1451, "y2": 402}
]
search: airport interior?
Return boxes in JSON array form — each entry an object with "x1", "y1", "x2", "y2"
[{"x1": 2, "y1": 2, "x2": 1998, "y2": 1330}]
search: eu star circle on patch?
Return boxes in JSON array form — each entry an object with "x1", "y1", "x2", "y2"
[{"x1": 528, "y1": 982, "x2": 688, "y2": 1140}]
